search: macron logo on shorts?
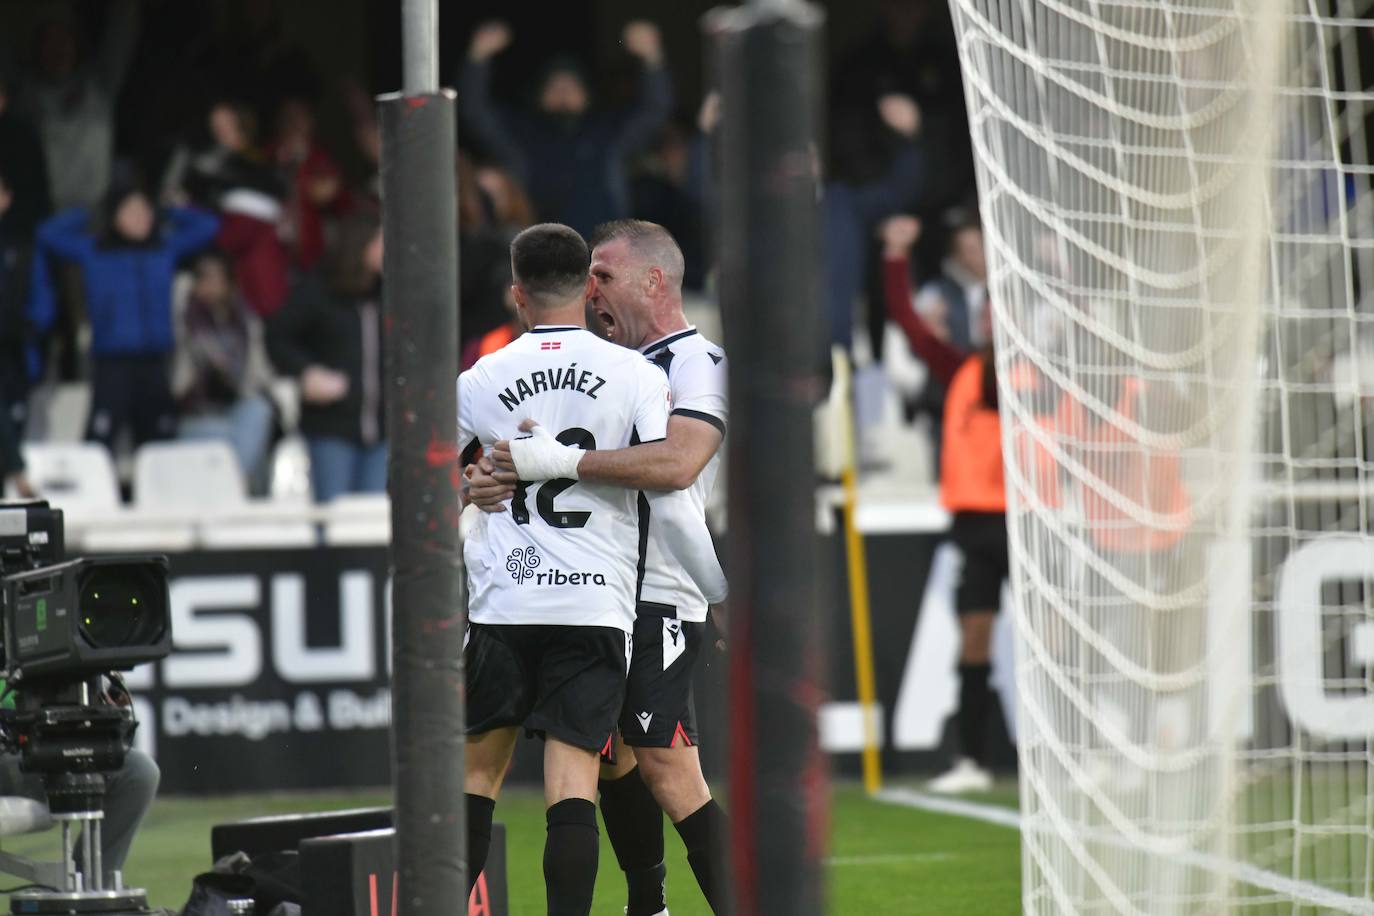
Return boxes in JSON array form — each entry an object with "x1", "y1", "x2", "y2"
[
  {"x1": 636, "y1": 711, "x2": 653, "y2": 732},
  {"x1": 506, "y1": 546, "x2": 541, "y2": 583},
  {"x1": 663, "y1": 619, "x2": 686, "y2": 671}
]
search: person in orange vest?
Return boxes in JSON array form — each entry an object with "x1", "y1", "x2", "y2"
[{"x1": 883, "y1": 214, "x2": 1008, "y2": 793}]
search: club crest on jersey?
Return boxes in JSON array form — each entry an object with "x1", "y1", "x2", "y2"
[{"x1": 506, "y1": 546, "x2": 541, "y2": 583}]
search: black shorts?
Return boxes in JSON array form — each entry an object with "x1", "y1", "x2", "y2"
[
  {"x1": 465, "y1": 623, "x2": 631, "y2": 754},
  {"x1": 618, "y1": 601, "x2": 702, "y2": 748},
  {"x1": 949, "y1": 511, "x2": 1009, "y2": 614}
]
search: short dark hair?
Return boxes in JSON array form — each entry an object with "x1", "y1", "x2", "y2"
[
  {"x1": 510, "y1": 223, "x2": 590, "y2": 304},
  {"x1": 588, "y1": 219, "x2": 685, "y2": 288}
]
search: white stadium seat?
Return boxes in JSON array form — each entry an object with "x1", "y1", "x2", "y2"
[
  {"x1": 134, "y1": 440, "x2": 246, "y2": 512},
  {"x1": 21, "y1": 443, "x2": 121, "y2": 513}
]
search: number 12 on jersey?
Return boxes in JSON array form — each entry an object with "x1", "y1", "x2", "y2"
[{"x1": 511, "y1": 427, "x2": 596, "y2": 528}]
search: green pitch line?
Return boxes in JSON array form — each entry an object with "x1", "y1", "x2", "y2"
[{"x1": 1, "y1": 783, "x2": 1022, "y2": 914}]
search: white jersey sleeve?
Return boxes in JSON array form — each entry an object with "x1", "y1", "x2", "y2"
[
  {"x1": 645, "y1": 487, "x2": 728, "y2": 604},
  {"x1": 640, "y1": 332, "x2": 730, "y2": 621},
  {"x1": 630, "y1": 358, "x2": 672, "y2": 443},
  {"x1": 667, "y1": 349, "x2": 728, "y2": 436}
]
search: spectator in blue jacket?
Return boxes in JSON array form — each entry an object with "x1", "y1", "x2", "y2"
[
  {"x1": 459, "y1": 19, "x2": 672, "y2": 238},
  {"x1": 31, "y1": 180, "x2": 219, "y2": 453}
]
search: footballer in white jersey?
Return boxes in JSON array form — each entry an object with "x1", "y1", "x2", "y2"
[
  {"x1": 460, "y1": 324, "x2": 676, "y2": 634},
  {"x1": 638, "y1": 327, "x2": 727, "y2": 623},
  {"x1": 458, "y1": 323, "x2": 727, "y2": 749}
]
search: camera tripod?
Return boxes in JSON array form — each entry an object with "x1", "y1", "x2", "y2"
[{"x1": 4, "y1": 773, "x2": 151, "y2": 915}]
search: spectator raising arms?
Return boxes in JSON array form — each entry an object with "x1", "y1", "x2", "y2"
[
  {"x1": 173, "y1": 251, "x2": 275, "y2": 489},
  {"x1": 20, "y1": 0, "x2": 140, "y2": 212},
  {"x1": 459, "y1": 19, "x2": 672, "y2": 237},
  {"x1": 266, "y1": 217, "x2": 385, "y2": 503},
  {"x1": 31, "y1": 181, "x2": 220, "y2": 453}
]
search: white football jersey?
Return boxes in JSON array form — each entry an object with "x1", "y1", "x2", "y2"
[
  {"x1": 459, "y1": 325, "x2": 672, "y2": 632},
  {"x1": 639, "y1": 328, "x2": 728, "y2": 622}
]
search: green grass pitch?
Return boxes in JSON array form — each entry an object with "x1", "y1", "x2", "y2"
[{"x1": 2, "y1": 783, "x2": 1022, "y2": 914}]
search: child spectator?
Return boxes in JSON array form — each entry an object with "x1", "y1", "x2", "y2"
[
  {"x1": 173, "y1": 251, "x2": 275, "y2": 489},
  {"x1": 31, "y1": 180, "x2": 219, "y2": 454},
  {"x1": 266, "y1": 217, "x2": 385, "y2": 502}
]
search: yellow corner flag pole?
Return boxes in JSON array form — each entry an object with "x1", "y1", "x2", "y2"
[{"x1": 834, "y1": 349, "x2": 883, "y2": 794}]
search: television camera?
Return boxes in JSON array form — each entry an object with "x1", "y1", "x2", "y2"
[{"x1": 0, "y1": 501, "x2": 171, "y2": 915}]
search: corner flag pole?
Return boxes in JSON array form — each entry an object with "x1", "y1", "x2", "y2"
[
  {"x1": 382, "y1": 0, "x2": 465, "y2": 912},
  {"x1": 834, "y1": 351, "x2": 883, "y2": 794},
  {"x1": 714, "y1": 2, "x2": 828, "y2": 914}
]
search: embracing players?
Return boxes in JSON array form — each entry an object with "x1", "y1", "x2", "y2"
[
  {"x1": 458, "y1": 223, "x2": 727, "y2": 916},
  {"x1": 471, "y1": 220, "x2": 730, "y2": 916}
]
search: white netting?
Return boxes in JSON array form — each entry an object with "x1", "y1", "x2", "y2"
[{"x1": 947, "y1": 0, "x2": 1374, "y2": 912}]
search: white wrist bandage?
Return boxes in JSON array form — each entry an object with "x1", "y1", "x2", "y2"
[{"x1": 509, "y1": 424, "x2": 583, "y2": 481}]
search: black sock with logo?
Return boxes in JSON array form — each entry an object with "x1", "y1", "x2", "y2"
[
  {"x1": 545, "y1": 798, "x2": 600, "y2": 916},
  {"x1": 465, "y1": 793, "x2": 496, "y2": 895},
  {"x1": 599, "y1": 766, "x2": 667, "y2": 916},
  {"x1": 674, "y1": 799, "x2": 730, "y2": 915}
]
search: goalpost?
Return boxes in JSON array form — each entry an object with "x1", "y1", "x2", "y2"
[{"x1": 947, "y1": 0, "x2": 1374, "y2": 912}]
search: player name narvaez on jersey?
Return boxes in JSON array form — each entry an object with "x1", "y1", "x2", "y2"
[{"x1": 458, "y1": 325, "x2": 727, "y2": 633}]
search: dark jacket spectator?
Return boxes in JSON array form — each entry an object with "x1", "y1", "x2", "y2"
[
  {"x1": 459, "y1": 20, "x2": 672, "y2": 237},
  {"x1": 0, "y1": 76, "x2": 52, "y2": 241},
  {"x1": 32, "y1": 185, "x2": 219, "y2": 451},
  {"x1": 266, "y1": 217, "x2": 385, "y2": 501},
  {"x1": 19, "y1": 0, "x2": 140, "y2": 211}
]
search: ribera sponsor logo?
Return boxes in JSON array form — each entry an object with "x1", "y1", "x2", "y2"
[{"x1": 505, "y1": 546, "x2": 608, "y2": 586}]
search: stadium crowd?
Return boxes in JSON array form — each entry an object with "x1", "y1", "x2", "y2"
[
  {"x1": 0, "y1": 0, "x2": 984, "y2": 504},
  {"x1": 0, "y1": 0, "x2": 1007, "y2": 834}
]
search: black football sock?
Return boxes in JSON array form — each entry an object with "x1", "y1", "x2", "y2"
[
  {"x1": 673, "y1": 799, "x2": 730, "y2": 915},
  {"x1": 545, "y1": 798, "x2": 600, "y2": 916},
  {"x1": 466, "y1": 793, "x2": 496, "y2": 895},
  {"x1": 958, "y1": 663, "x2": 992, "y2": 767},
  {"x1": 599, "y1": 766, "x2": 667, "y2": 916}
]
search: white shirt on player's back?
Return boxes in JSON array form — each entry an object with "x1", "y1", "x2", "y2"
[
  {"x1": 458, "y1": 325, "x2": 671, "y2": 632},
  {"x1": 639, "y1": 328, "x2": 728, "y2": 622}
]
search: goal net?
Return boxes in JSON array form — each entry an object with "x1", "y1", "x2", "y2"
[{"x1": 947, "y1": 0, "x2": 1374, "y2": 912}]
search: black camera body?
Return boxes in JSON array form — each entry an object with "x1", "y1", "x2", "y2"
[
  {"x1": 3, "y1": 556, "x2": 172, "y2": 684},
  {"x1": 0, "y1": 501, "x2": 171, "y2": 686}
]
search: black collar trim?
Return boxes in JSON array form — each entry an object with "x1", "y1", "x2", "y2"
[
  {"x1": 641, "y1": 328, "x2": 698, "y2": 356},
  {"x1": 529, "y1": 325, "x2": 581, "y2": 334}
]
